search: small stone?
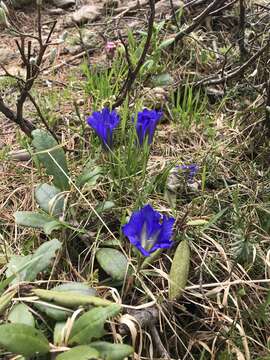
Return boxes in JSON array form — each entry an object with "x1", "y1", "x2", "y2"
[
  {"x1": 52, "y1": 0, "x2": 75, "y2": 8},
  {"x1": 72, "y1": 4, "x2": 101, "y2": 25}
]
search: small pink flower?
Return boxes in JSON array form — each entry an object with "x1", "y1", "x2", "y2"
[{"x1": 105, "y1": 41, "x2": 117, "y2": 59}]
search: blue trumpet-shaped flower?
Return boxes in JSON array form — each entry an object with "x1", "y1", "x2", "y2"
[
  {"x1": 135, "y1": 109, "x2": 163, "y2": 145},
  {"x1": 87, "y1": 107, "x2": 120, "y2": 149},
  {"x1": 122, "y1": 204, "x2": 175, "y2": 256}
]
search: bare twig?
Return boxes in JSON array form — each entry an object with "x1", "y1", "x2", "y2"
[
  {"x1": 0, "y1": 4, "x2": 57, "y2": 138},
  {"x1": 173, "y1": 0, "x2": 227, "y2": 44},
  {"x1": 238, "y1": 0, "x2": 248, "y2": 59},
  {"x1": 112, "y1": 0, "x2": 155, "y2": 109}
]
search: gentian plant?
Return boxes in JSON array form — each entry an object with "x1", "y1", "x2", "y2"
[
  {"x1": 122, "y1": 204, "x2": 175, "y2": 256},
  {"x1": 87, "y1": 107, "x2": 120, "y2": 149},
  {"x1": 135, "y1": 109, "x2": 163, "y2": 145},
  {"x1": 178, "y1": 164, "x2": 199, "y2": 183}
]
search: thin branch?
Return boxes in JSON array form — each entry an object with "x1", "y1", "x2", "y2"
[
  {"x1": 238, "y1": 0, "x2": 248, "y2": 59},
  {"x1": 112, "y1": 0, "x2": 155, "y2": 108},
  {"x1": 173, "y1": 0, "x2": 227, "y2": 44}
]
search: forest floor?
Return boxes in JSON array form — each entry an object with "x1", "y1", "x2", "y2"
[{"x1": 1, "y1": 0, "x2": 270, "y2": 359}]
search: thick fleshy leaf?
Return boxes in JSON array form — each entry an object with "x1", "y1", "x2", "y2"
[
  {"x1": 32, "y1": 129, "x2": 70, "y2": 190},
  {"x1": 35, "y1": 183, "x2": 64, "y2": 216},
  {"x1": 6, "y1": 239, "x2": 61, "y2": 284},
  {"x1": 56, "y1": 345, "x2": 99, "y2": 360},
  {"x1": 8, "y1": 303, "x2": 35, "y2": 327},
  {"x1": 0, "y1": 323, "x2": 50, "y2": 357},
  {"x1": 90, "y1": 341, "x2": 134, "y2": 360},
  {"x1": 33, "y1": 289, "x2": 112, "y2": 309},
  {"x1": 96, "y1": 248, "x2": 128, "y2": 281},
  {"x1": 69, "y1": 304, "x2": 121, "y2": 345},
  {"x1": 169, "y1": 239, "x2": 190, "y2": 300},
  {"x1": 14, "y1": 211, "x2": 53, "y2": 229},
  {"x1": 35, "y1": 283, "x2": 97, "y2": 321},
  {"x1": 152, "y1": 73, "x2": 174, "y2": 87}
]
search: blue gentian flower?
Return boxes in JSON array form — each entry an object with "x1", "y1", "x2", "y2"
[
  {"x1": 87, "y1": 107, "x2": 120, "y2": 149},
  {"x1": 122, "y1": 204, "x2": 175, "y2": 256},
  {"x1": 178, "y1": 164, "x2": 199, "y2": 183},
  {"x1": 135, "y1": 109, "x2": 163, "y2": 145}
]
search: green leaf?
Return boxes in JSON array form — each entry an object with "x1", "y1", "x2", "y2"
[
  {"x1": 90, "y1": 341, "x2": 134, "y2": 360},
  {"x1": 56, "y1": 345, "x2": 99, "y2": 360},
  {"x1": 69, "y1": 304, "x2": 121, "y2": 345},
  {"x1": 43, "y1": 220, "x2": 63, "y2": 235},
  {"x1": 14, "y1": 211, "x2": 53, "y2": 228},
  {"x1": 35, "y1": 283, "x2": 97, "y2": 321},
  {"x1": 76, "y1": 166, "x2": 102, "y2": 187},
  {"x1": 169, "y1": 239, "x2": 190, "y2": 300},
  {"x1": 186, "y1": 219, "x2": 208, "y2": 226},
  {"x1": 54, "y1": 322, "x2": 67, "y2": 346},
  {"x1": 96, "y1": 248, "x2": 128, "y2": 281},
  {"x1": 152, "y1": 73, "x2": 174, "y2": 87},
  {"x1": 0, "y1": 323, "x2": 50, "y2": 357},
  {"x1": 32, "y1": 129, "x2": 70, "y2": 190},
  {"x1": 95, "y1": 201, "x2": 115, "y2": 213},
  {"x1": 35, "y1": 183, "x2": 64, "y2": 216},
  {"x1": 33, "y1": 289, "x2": 113, "y2": 308},
  {"x1": 158, "y1": 37, "x2": 175, "y2": 49},
  {"x1": 0, "y1": 289, "x2": 17, "y2": 314},
  {"x1": 8, "y1": 303, "x2": 35, "y2": 327},
  {"x1": 6, "y1": 239, "x2": 61, "y2": 284}
]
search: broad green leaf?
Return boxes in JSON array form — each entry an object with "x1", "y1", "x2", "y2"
[
  {"x1": 69, "y1": 304, "x2": 121, "y2": 345},
  {"x1": 34, "y1": 283, "x2": 97, "y2": 321},
  {"x1": 0, "y1": 289, "x2": 17, "y2": 314},
  {"x1": 96, "y1": 248, "x2": 128, "y2": 281},
  {"x1": 35, "y1": 183, "x2": 64, "y2": 216},
  {"x1": 53, "y1": 282, "x2": 97, "y2": 296},
  {"x1": 0, "y1": 323, "x2": 50, "y2": 357},
  {"x1": 90, "y1": 341, "x2": 134, "y2": 360},
  {"x1": 8, "y1": 303, "x2": 35, "y2": 327},
  {"x1": 54, "y1": 322, "x2": 67, "y2": 346},
  {"x1": 43, "y1": 220, "x2": 63, "y2": 235},
  {"x1": 76, "y1": 166, "x2": 102, "y2": 187},
  {"x1": 95, "y1": 201, "x2": 115, "y2": 213},
  {"x1": 32, "y1": 129, "x2": 70, "y2": 190},
  {"x1": 56, "y1": 345, "x2": 99, "y2": 360},
  {"x1": 33, "y1": 289, "x2": 113, "y2": 308},
  {"x1": 6, "y1": 239, "x2": 61, "y2": 284},
  {"x1": 169, "y1": 239, "x2": 190, "y2": 300},
  {"x1": 15, "y1": 211, "x2": 53, "y2": 228},
  {"x1": 34, "y1": 301, "x2": 72, "y2": 322},
  {"x1": 152, "y1": 73, "x2": 174, "y2": 87}
]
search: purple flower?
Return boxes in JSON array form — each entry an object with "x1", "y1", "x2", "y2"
[
  {"x1": 177, "y1": 164, "x2": 199, "y2": 183},
  {"x1": 135, "y1": 109, "x2": 163, "y2": 145},
  {"x1": 87, "y1": 107, "x2": 120, "y2": 149},
  {"x1": 122, "y1": 204, "x2": 175, "y2": 257}
]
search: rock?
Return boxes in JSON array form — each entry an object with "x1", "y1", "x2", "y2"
[
  {"x1": 71, "y1": 4, "x2": 101, "y2": 25},
  {"x1": 52, "y1": 0, "x2": 75, "y2": 8}
]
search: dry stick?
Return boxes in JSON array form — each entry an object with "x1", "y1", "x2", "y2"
[
  {"x1": 195, "y1": 38, "x2": 270, "y2": 86},
  {"x1": 112, "y1": 0, "x2": 155, "y2": 109},
  {"x1": 173, "y1": 0, "x2": 227, "y2": 44},
  {"x1": 238, "y1": 0, "x2": 248, "y2": 59}
]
